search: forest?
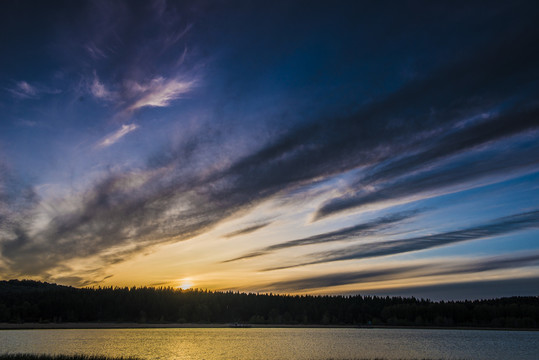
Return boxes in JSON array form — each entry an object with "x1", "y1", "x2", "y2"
[{"x1": 0, "y1": 280, "x2": 537, "y2": 328}]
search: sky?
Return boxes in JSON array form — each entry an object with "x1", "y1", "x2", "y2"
[{"x1": 0, "y1": 0, "x2": 538, "y2": 300}]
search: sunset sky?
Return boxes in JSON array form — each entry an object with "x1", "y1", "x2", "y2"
[{"x1": 1, "y1": 0, "x2": 538, "y2": 300}]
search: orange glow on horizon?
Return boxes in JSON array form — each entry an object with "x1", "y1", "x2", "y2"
[{"x1": 178, "y1": 278, "x2": 194, "y2": 290}]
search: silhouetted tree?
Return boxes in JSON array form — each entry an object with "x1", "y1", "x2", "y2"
[{"x1": 0, "y1": 280, "x2": 537, "y2": 328}]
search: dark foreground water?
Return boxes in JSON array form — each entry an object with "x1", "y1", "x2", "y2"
[{"x1": 0, "y1": 328, "x2": 538, "y2": 360}]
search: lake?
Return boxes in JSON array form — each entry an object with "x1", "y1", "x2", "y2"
[{"x1": 0, "y1": 327, "x2": 538, "y2": 360}]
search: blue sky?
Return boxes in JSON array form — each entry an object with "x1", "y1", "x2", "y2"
[{"x1": 0, "y1": 0, "x2": 538, "y2": 300}]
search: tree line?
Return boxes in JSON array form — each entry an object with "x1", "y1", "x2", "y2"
[{"x1": 0, "y1": 280, "x2": 537, "y2": 328}]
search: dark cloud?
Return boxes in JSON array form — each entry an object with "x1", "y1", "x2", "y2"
[
  {"x1": 0, "y1": 161, "x2": 38, "y2": 249},
  {"x1": 315, "y1": 108, "x2": 539, "y2": 219},
  {"x1": 264, "y1": 210, "x2": 539, "y2": 271},
  {"x1": 448, "y1": 253, "x2": 539, "y2": 275},
  {"x1": 0, "y1": 170, "x2": 216, "y2": 276},
  {"x1": 360, "y1": 107, "x2": 539, "y2": 186},
  {"x1": 0, "y1": 148, "x2": 280, "y2": 277},
  {"x1": 50, "y1": 276, "x2": 97, "y2": 288},
  {"x1": 202, "y1": 25, "x2": 539, "y2": 233},
  {"x1": 265, "y1": 265, "x2": 424, "y2": 292},
  {"x1": 263, "y1": 252, "x2": 539, "y2": 293},
  {"x1": 220, "y1": 24, "x2": 539, "y2": 192},
  {"x1": 225, "y1": 210, "x2": 422, "y2": 262},
  {"x1": 223, "y1": 222, "x2": 273, "y2": 239},
  {"x1": 316, "y1": 134, "x2": 539, "y2": 219}
]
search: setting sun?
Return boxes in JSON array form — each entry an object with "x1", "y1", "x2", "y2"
[{"x1": 178, "y1": 279, "x2": 194, "y2": 290}]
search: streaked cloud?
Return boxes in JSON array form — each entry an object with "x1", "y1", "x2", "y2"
[
  {"x1": 206, "y1": 30, "x2": 539, "y2": 229},
  {"x1": 315, "y1": 108, "x2": 539, "y2": 220},
  {"x1": 225, "y1": 210, "x2": 422, "y2": 262},
  {"x1": 97, "y1": 124, "x2": 139, "y2": 148},
  {"x1": 263, "y1": 252, "x2": 539, "y2": 292},
  {"x1": 263, "y1": 209, "x2": 539, "y2": 271},
  {"x1": 223, "y1": 222, "x2": 273, "y2": 239}
]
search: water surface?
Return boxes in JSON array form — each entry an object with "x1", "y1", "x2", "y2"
[{"x1": 1, "y1": 328, "x2": 537, "y2": 360}]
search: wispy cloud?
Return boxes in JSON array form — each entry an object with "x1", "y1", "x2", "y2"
[
  {"x1": 97, "y1": 124, "x2": 139, "y2": 148},
  {"x1": 85, "y1": 42, "x2": 108, "y2": 60},
  {"x1": 90, "y1": 73, "x2": 114, "y2": 100},
  {"x1": 16, "y1": 120, "x2": 39, "y2": 128},
  {"x1": 126, "y1": 77, "x2": 196, "y2": 112},
  {"x1": 8, "y1": 81, "x2": 38, "y2": 99},
  {"x1": 72, "y1": 1, "x2": 198, "y2": 116},
  {"x1": 7, "y1": 80, "x2": 61, "y2": 99},
  {"x1": 88, "y1": 73, "x2": 195, "y2": 111}
]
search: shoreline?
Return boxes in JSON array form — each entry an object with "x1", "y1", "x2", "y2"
[{"x1": 0, "y1": 322, "x2": 536, "y2": 331}]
